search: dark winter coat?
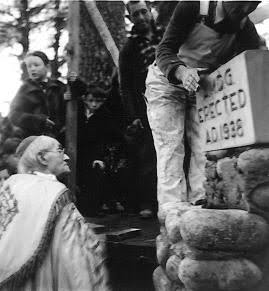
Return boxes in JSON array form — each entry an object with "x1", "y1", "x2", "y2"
[
  {"x1": 8, "y1": 78, "x2": 66, "y2": 138},
  {"x1": 77, "y1": 101, "x2": 125, "y2": 179},
  {"x1": 119, "y1": 23, "x2": 163, "y2": 124}
]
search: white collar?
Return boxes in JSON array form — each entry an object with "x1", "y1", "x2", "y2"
[{"x1": 33, "y1": 171, "x2": 57, "y2": 181}]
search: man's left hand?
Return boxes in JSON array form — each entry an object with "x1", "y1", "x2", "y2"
[{"x1": 175, "y1": 66, "x2": 200, "y2": 92}]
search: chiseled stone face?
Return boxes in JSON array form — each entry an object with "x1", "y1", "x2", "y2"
[
  {"x1": 158, "y1": 202, "x2": 192, "y2": 225},
  {"x1": 204, "y1": 156, "x2": 247, "y2": 210},
  {"x1": 156, "y1": 234, "x2": 170, "y2": 267},
  {"x1": 249, "y1": 182, "x2": 269, "y2": 212},
  {"x1": 153, "y1": 266, "x2": 172, "y2": 291},
  {"x1": 216, "y1": 157, "x2": 247, "y2": 209},
  {"x1": 236, "y1": 148, "x2": 269, "y2": 217},
  {"x1": 165, "y1": 212, "x2": 182, "y2": 244},
  {"x1": 206, "y1": 149, "x2": 229, "y2": 161},
  {"x1": 238, "y1": 148, "x2": 269, "y2": 195},
  {"x1": 180, "y1": 209, "x2": 269, "y2": 251},
  {"x1": 178, "y1": 258, "x2": 262, "y2": 291},
  {"x1": 170, "y1": 241, "x2": 245, "y2": 261},
  {"x1": 204, "y1": 147, "x2": 269, "y2": 211},
  {"x1": 205, "y1": 160, "x2": 217, "y2": 180},
  {"x1": 197, "y1": 50, "x2": 269, "y2": 151},
  {"x1": 165, "y1": 255, "x2": 182, "y2": 283}
]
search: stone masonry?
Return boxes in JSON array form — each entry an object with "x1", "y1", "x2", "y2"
[
  {"x1": 153, "y1": 51, "x2": 269, "y2": 291},
  {"x1": 154, "y1": 149, "x2": 269, "y2": 291}
]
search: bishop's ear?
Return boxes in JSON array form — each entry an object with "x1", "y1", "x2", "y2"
[{"x1": 36, "y1": 151, "x2": 49, "y2": 166}]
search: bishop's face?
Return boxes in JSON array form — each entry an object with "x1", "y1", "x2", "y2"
[{"x1": 43, "y1": 142, "x2": 70, "y2": 177}]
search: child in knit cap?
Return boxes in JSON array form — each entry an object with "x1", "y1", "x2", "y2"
[{"x1": 8, "y1": 51, "x2": 66, "y2": 142}]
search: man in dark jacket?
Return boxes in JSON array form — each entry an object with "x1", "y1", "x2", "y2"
[
  {"x1": 119, "y1": 1, "x2": 163, "y2": 126},
  {"x1": 145, "y1": 1, "x2": 261, "y2": 207},
  {"x1": 119, "y1": 1, "x2": 163, "y2": 217}
]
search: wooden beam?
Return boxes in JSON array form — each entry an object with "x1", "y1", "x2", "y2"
[
  {"x1": 249, "y1": 4, "x2": 269, "y2": 24},
  {"x1": 66, "y1": 0, "x2": 80, "y2": 196},
  {"x1": 83, "y1": 0, "x2": 119, "y2": 67}
]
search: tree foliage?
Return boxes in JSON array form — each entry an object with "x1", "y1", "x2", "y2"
[
  {"x1": 0, "y1": 0, "x2": 128, "y2": 82},
  {"x1": 49, "y1": 0, "x2": 68, "y2": 78},
  {"x1": 0, "y1": 0, "x2": 68, "y2": 79},
  {"x1": 0, "y1": 0, "x2": 50, "y2": 57}
]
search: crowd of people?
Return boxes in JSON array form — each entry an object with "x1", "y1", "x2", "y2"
[
  {"x1": 0, "y1": 1, "x2": 265, "y2": 289},
  {"x1": 0, "y1": 0, "x2": 265, "y2": 216},
  {"x1": 0, "y1": 0, "x2": 169, "y2": 219}
]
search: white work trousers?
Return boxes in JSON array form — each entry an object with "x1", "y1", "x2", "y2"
[{"x1": 145, "y1": 64, "x2": 206, "y2": 206}]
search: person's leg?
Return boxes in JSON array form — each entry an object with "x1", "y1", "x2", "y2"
[
  {"x1": 89, "y1": 167, "x2": 107, "y2": 215},
  {"x1": 114, "y1": 167, "x2": 129, "y2": 211},
  {"x1": 126, "y1": 144, "x2": 142, "y2": 213},
  {"x1": 137, "y1": 126, "x2": 157, "y2": 215},
  {"x1": 76, "y1": 163, "x2": 94, "y2": 216},
  {"x1": 145, "y1": 64, "x2": 188, "y2": 206},
  {"x1": 185, "y1": 102, "x2": 207, "y2": 203}
]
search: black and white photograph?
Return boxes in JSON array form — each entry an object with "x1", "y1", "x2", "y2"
[{"x1": 0, "y1": 1, "x2": 269, "y2": 290}]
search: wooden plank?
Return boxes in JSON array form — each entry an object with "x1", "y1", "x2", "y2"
[
  {"x1": 66, "y1": 0, "x2": 80, "y2": 195},
  {"x1": 87, "y1": 222, "x2": 106, "y2": 234},
  {"x1": 83, "y1": 0, "x2": 119, "y2": 67},
  {"x1": 106, "y1": 228, "x2": 142, "y2": 242},
  {"x1": 86, "y1": 214, "x2": 159, "y2": 243},
  {"x1": 249, "y1": 4, "x2": 269, "y2": 24}
]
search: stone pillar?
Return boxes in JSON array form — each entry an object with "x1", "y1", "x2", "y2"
[{"x1": 154, "y1": 50, "x2": 269, "y2": 291}]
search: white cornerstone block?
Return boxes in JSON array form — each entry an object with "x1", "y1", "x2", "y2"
[{"x1": 197, "y1": 50, "x2": 269, "y2": 152}]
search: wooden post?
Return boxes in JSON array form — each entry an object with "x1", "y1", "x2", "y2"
[
  {"x1": 249, "y1": 4, "x2": 269, "y2": 24},
  {"x1": 66, "y1": 0, "x2": 80, "y2": 196},
  {"x1": 83, "y1": 0, "x2": 119, "y2": 67}
]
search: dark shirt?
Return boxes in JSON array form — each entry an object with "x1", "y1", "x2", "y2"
[
  {"x1": 77, "y1": 102, "x2": 124, "y2": 164},
  {"x1": 119, "y1": 23, "x2": 163, "y2": 123},
  {"x1": 156, "y1": 1, "x2": 261, "y2": 83}
]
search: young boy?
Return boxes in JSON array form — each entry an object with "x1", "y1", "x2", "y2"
[
  {"x1": 77, "y1": 86, "x2": 127, "y2": 216},
  {"x1": 8, "y1": 51, "x2": 66, "y2": 141}
]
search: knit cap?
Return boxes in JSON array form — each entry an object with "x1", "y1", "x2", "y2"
[{"x1": 26, "y1": 51, "x2": 49, "y2": 66}]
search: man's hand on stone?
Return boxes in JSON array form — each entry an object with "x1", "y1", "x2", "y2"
[{"x1": 175, "y1": 65, "x2": 200, "y2": 92}]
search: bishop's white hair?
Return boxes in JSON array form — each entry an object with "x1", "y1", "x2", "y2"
[{"x1": 17, "y1": 135, "x2": 57, "y2": 174}]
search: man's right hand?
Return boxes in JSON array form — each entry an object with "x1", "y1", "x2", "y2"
[
  {"x1": 92, "y1": 160, "x2": 105, "y2": 170},
  {"x1": 67, "y1": 71, "x2": 78, "y2": 83},
  {"x1": 175, "y1": 65, "x2": 200, "y2": 92},
  {"x1": 45, "y1": 118, "x2": 55, "y2": 129},
  {"x1": 132, "y1": 118, "x2": 144, "y2": 129}
]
